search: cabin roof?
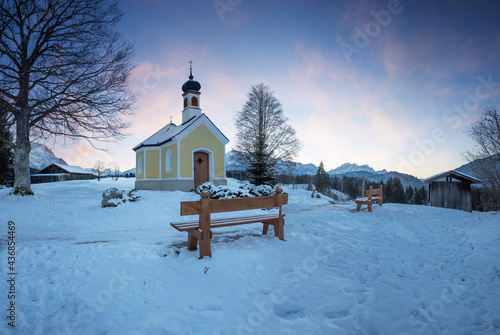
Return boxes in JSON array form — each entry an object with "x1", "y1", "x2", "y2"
[
  {"x1": 421, "y1": 170, "x2": 481, "y2": 184},
  {"x1": 39, "y1": 163, "x2": 94, "y2": 175}
]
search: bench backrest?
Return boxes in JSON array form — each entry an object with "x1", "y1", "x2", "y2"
[
  {"x1": 180, "y1": 187, "x2": 288, "y2": 216},
  {"x1": 365, "y1": 185, "x2": 383, "y2": 200}
]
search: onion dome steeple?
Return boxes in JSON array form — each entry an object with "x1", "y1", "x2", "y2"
[
  {"x1": 181, "y1": 61, "x2": 202, "y2": 123},
  {"x1": 182, "y1": 61, "x2": 201, "y2": 93}
]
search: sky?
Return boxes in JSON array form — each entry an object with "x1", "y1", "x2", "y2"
[{"x1": 51, "y1": 0, "x2": 500, "y2": 179}]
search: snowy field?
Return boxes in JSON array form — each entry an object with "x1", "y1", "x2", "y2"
[{"x1": 0, "y1": 178, "x2": 499, "y2": 335}]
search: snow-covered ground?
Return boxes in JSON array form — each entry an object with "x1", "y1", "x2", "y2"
[{"x1": 1, "y1": 178, "x2": 499, "y2": 334}]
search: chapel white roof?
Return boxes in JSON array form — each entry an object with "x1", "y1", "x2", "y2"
[{"x1": 133, "y1": 114, "x2": 228, "y2": 151}]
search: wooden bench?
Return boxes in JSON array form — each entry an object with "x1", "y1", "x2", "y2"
[
  {"x1": 354, "y1": 185, "x2": 383, "y2": 212},
  {"x1": 170, "y1": 186, "x2": 288, "y2": 258}
]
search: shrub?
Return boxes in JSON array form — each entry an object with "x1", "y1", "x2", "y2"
[{"x1": 195, "y1": 181, "x2": 277, "y2": 199}]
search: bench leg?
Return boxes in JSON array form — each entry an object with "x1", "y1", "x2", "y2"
[
  {"x1": 367, "y1": 202, "x2": 372, "y2": 212},
  {"x1": 262, "y1": 223, "x2": 269, "y2": 235},
  {"x1": 199, "y1": 230, "x2": 212, "y2": 258},
  {"x1": 356, "y1": 203, "x2": 362, "y2": 211},
  {"x1": 275, "y1": 218, "x2": 284, "y2": 240},
  {"x1": 187, "y1": 232, "x2": 198, "y2": 251}
]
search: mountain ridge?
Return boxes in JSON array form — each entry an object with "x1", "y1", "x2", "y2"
[
  {"x1": 226, "y1": 150, "x2": 388, "y2": 176},
  {"x1": 30, "y1": 143, "x2": 67, "y2": 171}
]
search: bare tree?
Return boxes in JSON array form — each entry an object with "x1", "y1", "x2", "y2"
[
  {"x1": 93, "y1": 160, "x2": 106, "y2": 181},
  {"x1": 0, "y1": 0, "x2": 134, "y2": 195},
  {"x1": 109, "y1": 161, "x2": 120, "y2": 181},
  {"x1": 463, "y1": 103, "x2": 500, "y2": 211},
  {"x1": 235, "y1": 83, "x2": 300, "y2": 186},
  {"x1": 284, "y1": 160, "x2": 297, "y2": 189}
]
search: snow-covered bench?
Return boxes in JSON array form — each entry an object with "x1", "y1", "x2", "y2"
[
  {"x1": 354, "y1": 185, "x2": 383, "y2": 212},
  {"x1": 170, "y1": 187, "x2": 288, "y2": 258}
]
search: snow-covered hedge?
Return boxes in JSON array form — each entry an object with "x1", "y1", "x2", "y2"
[
  {"x1": 195, "y1": 181, "x2": 276, "y2": 199},
  {"x1": 101, "y1": 188, "x2": 140, "y2": 207}
]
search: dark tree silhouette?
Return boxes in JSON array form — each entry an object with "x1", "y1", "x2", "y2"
[
  {"x1": 0, "y1": 0, "x2": 134, "y2": 195},
  {"x1": 463, "y1": 103, "x2": 500, "y2": 211},
  {"x1": 0, "y1": 111, "x2": 14, "y2": 185}
]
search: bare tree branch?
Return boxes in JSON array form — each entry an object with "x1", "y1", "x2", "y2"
[
  {"x1": 235, "y1": 83, "x2": 300, "y2": 185},
  {"x1": 463, "y1": 103, "x2": 500, "y2": 210},
  {"x1": 0, "y1": 0, "x2": 134, "y2": 195}
]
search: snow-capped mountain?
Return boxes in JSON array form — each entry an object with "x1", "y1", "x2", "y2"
[
  {"x1": 225, "y1": 150, "x2": 246, "y2": 171},
  {"x1": 121, "y1": 168, "x2": 136, "y2": 176},
  {"x1": 30, "y1": 143, "x2": 67, "y2": 171},
  {"x1": 226, "y1": 150, "x2": 387, "y2": 176},
  {"x1": 226, "y1": 150, "x2": 320, "y2": 175},
  {"x1": 328, "y1": 162, "x2": 387, "y2": 175},
  {"x1": 225, "y1": 150, "x2": 421, "y2": 187}
]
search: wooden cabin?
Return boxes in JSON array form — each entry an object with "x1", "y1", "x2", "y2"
[
  {"x1": 421, "y1": 170, "x2": 481, "y2": 212},
  {"x1": 31, "y1": 163, "x2": 95, "y2": 184}
]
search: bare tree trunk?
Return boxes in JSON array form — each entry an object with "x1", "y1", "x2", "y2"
[
  {"x1": 13, "y1": 113, "x2": 32, "y2": 195},
  {"x1": 1, "y1": 0, "x2": 134, "y2": 196}
]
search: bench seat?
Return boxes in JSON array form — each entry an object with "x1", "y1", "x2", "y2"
[
  {"x1": 355, "y1": 196, "x2": 381, "y2": 203},
  {"x1": 171, "y1": 213, "x2": 282, "y2": 231}
]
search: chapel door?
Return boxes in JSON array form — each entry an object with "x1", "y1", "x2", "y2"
[{"x1": 193, "y1": 151, "x2": 209, "y2": 188}]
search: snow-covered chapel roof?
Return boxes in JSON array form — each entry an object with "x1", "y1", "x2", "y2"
[{"x1": 133, "y1": 114, "x2": 229, "y2": 151}]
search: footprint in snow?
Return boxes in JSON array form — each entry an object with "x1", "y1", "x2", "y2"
[
  {"x1": 323, "y1": 310, "x2": 349, "y2": 320},
  {"x1": 188, "y1": 304, "x2": 223, "y2": 312},
  {"x1": 273, "y1": 307, "x2": 306, "y2": 320}
]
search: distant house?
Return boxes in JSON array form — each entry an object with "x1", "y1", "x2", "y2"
[
  {"x1": 421, "y1": 170, "x2": 481, "y2": 212},
  {"x1": 133, "y1": 65, "x2": 229, "y2": 191},
  {"x1": 31, "y1": 163, "x2": 95, "y2": 184}
]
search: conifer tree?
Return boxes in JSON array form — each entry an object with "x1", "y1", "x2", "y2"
[
  {"x1": 385, "y1": 178, "x2": 393, "y2": 203},
  {"x1": 414, "y1": 188, "x2": 424, "y2": 205},
  {"x1": 391, "y1": 177, "x2": 407, "y2": 204},
  {"x1": 314, "y1": 161, "x2": 330, "y2": 195},
  {"x1": 406, "y1": 186, "x2": 415, "y2": 204}
]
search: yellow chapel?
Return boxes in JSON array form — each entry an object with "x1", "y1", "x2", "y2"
[{"x1": 133, "y1": 65, "x2": 229, "y2": 191}]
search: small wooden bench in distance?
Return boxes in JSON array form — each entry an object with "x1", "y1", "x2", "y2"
[
  {"x1": 354, "y1": 185, "x2": 383, "y2": 212},
  {"x1": 170, "y1": 186, "x2": 288, "y2": 258}
]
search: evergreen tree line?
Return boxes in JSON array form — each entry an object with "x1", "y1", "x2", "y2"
[
  {"x1": 227, "y1": 169, "x2": 428, "y2": 205},
  {"x1": 284, "y1": 173, "x2": 428, "y2": 205}
]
